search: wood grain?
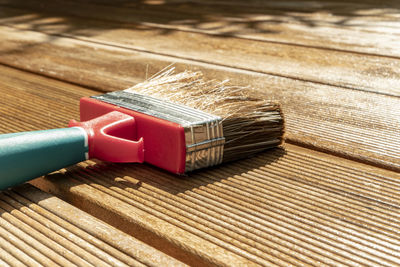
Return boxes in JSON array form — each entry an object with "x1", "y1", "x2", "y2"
[
  {"x1": 0, "y1": 28, "x2": 398, "y2": 171},
  {"x1": 2, "y1": 0, "x2": 400, "y2": 57},
  {"x1": 0, "y1": 184, "x2": 186, "y2": 266},
  {"x1": 0, "y1": 2, "x2": 399, "y2": 265},
  {"x1": 0, "y1": 55, "x2": 399, "y2": 266},
  {"x1": 32, "y1": 145, "x2": 400, "y2": 266},
  {"x1": 1, "y1": 5, "x2": 400, "y2": 96}
]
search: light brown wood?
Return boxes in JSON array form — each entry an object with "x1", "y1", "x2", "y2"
[
  {"x1": 31, "y1": 145, "x2": 400, "y2": 266},
  {"x1": 0, "y1": 1, "x2": 399, "y2": 265},
  {"x1": 0, "y1": 27, "x2": 398, "y2": 171},
  {"x1": 0, "y1": 62, "x2": 399, "y2": 266},
  {"x1": 1, "y1": 5, "x2": 400, "y2": 96},
  {"x1": 2, "y1": 0, "x2": 400, "y2": 57},
  {"x1": 0, "y1": 184, "x2": 186, "y2": 266}
]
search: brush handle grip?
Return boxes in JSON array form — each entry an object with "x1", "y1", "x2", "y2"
[{"x1": 0, "y1": 127, "x2": 88, "y2": 190}]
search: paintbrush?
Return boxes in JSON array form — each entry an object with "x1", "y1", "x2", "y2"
[{"x1": 0, "y1": 68, "x2": 284, "y2": 189}]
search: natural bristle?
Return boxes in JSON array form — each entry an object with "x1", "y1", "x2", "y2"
[{"x1": 126, "y1": 68, "x2": 285, "y2": 162}]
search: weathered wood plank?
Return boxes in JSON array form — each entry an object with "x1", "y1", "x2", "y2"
[
  {"x1": 31, "y1": 145, "x2": 400, "y2": 266},
  {"x1": 0, "y1": 28, "x2": 398, "y2": 171},
  {"x1": 2, "y1": 65, "x2": 399, "y2": 266},
  {"x1": 0, "y1": 184, "x2": 187, "y2": 266},
  {"x1": 1, "y1": 0, "x2": 400, "y2": 58},
  {"x1": 2, "y1": 6, "x2": 400, "y2": 97},
  {"x1": 1, "y1": 1, "x2": 399, "y2": 266}
]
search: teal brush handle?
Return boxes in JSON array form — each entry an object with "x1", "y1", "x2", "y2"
[
  {"x1": 0, "y1": 127, "x2": 88, "y2": 190},
  {"x1": 0, "y1": 111, "x2": 144, "y2": 191}
]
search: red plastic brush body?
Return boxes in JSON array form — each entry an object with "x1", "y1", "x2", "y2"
[
  {"x1": 69, "y1": 111, "x2": 145, "y2": 163},
  {"x1": 79, "y1": 97, "x2": 187, "y2": 174}
]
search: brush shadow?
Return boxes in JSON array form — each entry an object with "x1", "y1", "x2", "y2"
[{"x1": 63, "y1": 147, "x2": 287, "y2": 196}]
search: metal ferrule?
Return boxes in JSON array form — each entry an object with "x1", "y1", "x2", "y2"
[
  {"x1": 91, "y1": 91, "x2": 225, "y2": 172},
  {"x1": 183, "y1": 112, "x2": 224, "y2": 172}
]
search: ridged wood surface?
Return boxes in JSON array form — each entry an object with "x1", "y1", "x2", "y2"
[
  {"x1": 2, "y1": 0, "x2": 400, "y2": 57},
  {"x1": 32, "y1": 146, "x2": 400, "y2": 266},
  {"x1": 0, "y1": 0, "x2": 400, "y2": 266},
  {"x1": 0, "y1": 184, "x2": 186, "y2": 266},
  {"x1": 0, "y1": 24, "x2": 398, "y2": 171},
  {"x1": 0, "y1": 65, "x2": 399, "y2": 266},
  {"x1": 2, "y1": 4, "x2": 400, "y2": 96}
]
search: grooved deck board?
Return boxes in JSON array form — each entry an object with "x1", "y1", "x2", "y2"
[
  {"x1": 31, "y1": 145, "x2": 400, "y2": 266},
  {"x1": 0, "y1": 184, "x2": 186, "y2": 267},
  {"x1": 1, "y1": 1, "x2": 400, "y2": 265},
  {"x1": 0, "y1": 31, "x2": 398, "y2": 171},
  {"x1": 0, "y1": 62, "x2": 399, "y2": 266},
  {"x1": 2, "y1": 0, "x2": 400, "y2": 57},
  {"x1": 1, "y1": 5, "x2": 400, "y2": 96}
]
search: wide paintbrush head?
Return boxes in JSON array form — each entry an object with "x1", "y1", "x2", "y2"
[{"x1": 125, "y1": 68, "x2": 285, "y2": 163}]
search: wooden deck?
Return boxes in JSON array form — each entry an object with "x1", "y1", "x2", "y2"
[
  {"x1": 0, "y1": 0, "x2": 399, "y2": 266},
  {"x1": 0, "y1": 184, "x2": 184, "y2": 266}
]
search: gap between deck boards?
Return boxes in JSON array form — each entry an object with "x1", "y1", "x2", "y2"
[
  {"x1": 0, "y1": 35, "x2": 398, "y2": 172},
  {"x1": 1, "y1": 63, "x2": 400, "y2": 266},
  {"x1": 1, "y1": 4, "x2": 400, "y2": 97}
]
